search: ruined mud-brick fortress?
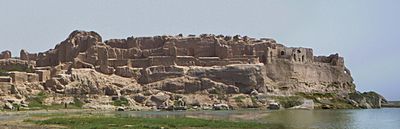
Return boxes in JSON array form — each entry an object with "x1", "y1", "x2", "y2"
[{"x1": 0, "y1": 30, "x2": 354, "y2": 94}]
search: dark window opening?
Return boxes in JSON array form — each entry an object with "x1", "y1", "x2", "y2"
[
  {"x1": 297, "y1": 50, "x2": 301, "y2": 53},
  {"x1": 280, "y1": 51, "x2": 285, "y2": 55},
  {"x1": 260, "y1": 55, "x2": 267, "y2": 64}
]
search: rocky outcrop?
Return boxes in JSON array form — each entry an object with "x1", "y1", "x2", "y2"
[
  {"x1": 187, "y1": 64, "x2": 266, "y2": 93},
  {"x1": 349, "y1": 91, "x2": 387, "y2": 108},
  {"x1": 45, "y1": 69, "x2": 141, "y2": 95}
]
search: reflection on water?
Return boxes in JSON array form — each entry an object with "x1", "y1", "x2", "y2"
[
  {"x1": 1, "y1": 108, "x2": 399, "y2": 129},
  {"x1": 115, "y1": 110, "x2": 270, "y2": 122},
  {"x1": 263, "y1": 108, "x2": 400, "y2": 129},
  {"x1": 264, "y1": 110, "x2": 355, "y2": 129},
  {"x1": 116, "y1": 108, "x2": 400, "y2": 129}
]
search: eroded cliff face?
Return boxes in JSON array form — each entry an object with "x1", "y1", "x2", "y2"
[{"x1": 0, "y1": 30, "x2": 363, "y2": 110}]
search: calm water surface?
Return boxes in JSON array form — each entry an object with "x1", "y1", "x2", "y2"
[
  {"x1": 263, "y1": 108, "x2": 400, "y2": 129},
  {"x1": 115, "y1": 108, "x2": 400, "y2": 129},
  {"x1": 1, "y1": 108, "x2": 399, "y2": 129}
]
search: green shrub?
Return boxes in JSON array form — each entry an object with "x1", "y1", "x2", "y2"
[
  {"x1": 72, "y1": 97, "x2": 84, "y2": 108},
  {"x1": 25, "y1": 92, "x2": 86, "y2": 110},
  {"x1": 296, "y1": 92, "x2": 336, "y2": 103},
  {"x1": 250, "y1": 96, "x2": 260, "y2": 107},
  {"x1": 233, "y1": 96, "x2": 246, "y2": 103},
  {"x1": 27, "y1": 92, "x2": 48, "y2": 108},
  {"x1": 0, "y1": 69, "x2": 9, "y2": 76},
  {"x1": 113, "y1": 97, "x2": 129, "y2": 106}
]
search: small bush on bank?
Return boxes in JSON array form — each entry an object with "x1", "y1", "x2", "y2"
[
  {"x1": 113, "y1": 97, "x2": 129, "y2": 106},
  {"x1": 271, "y1": 96, "x2": 303, "y2": 108}
]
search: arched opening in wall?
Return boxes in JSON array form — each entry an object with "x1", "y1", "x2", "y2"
[
  {"x1": 293, "y1": 54, "x2": 296, "y2": 61},
  {"x1": 260, "y1": 55, "x2": 266, "y2": 64},
  {"x1": 280, "y1": 51, "x2": 285, "y2": 56},
  {"x1": 297, "y1": 50, "x2": 301, "y2": 53},
  {"x1": 302, "y1": 55, "x2": 305, "y2": 62}
]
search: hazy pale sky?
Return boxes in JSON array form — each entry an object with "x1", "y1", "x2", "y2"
[{"x1": 1, "y1": 0, "x2": 399, "y2": 100}]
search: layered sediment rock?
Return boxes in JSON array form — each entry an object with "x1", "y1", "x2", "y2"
[{"x1": 0, "y1": 30, "x2": 381, "y2": 110}]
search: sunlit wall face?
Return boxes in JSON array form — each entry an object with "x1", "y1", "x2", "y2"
[{"x1": 0, "y1": 0, "x2": 398, "y2": 100}]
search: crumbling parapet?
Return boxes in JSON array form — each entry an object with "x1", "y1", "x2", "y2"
[
  {"x1": 0, "y1": 59, "x2": 36, "y2": 71},
  {"x1": 0, "y1": 50, "x2": 11, "y2": 59},
  {"x1": 9, "y1": 71, "x2": 39, "y2": 84},
  {"x1": 313, "y1": 53, "x2": 344, "y2": 66},
  {"x1": 20, "y1": 49, "x2": 38, "y2": 61},
  {"x1": 14, "y1": 31, "x2": 348, "y2": 74},
  {"x1": 105, "y1": 39, "x2": 128, "y2": 49}
]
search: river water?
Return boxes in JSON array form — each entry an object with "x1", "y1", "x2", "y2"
[
  {"x1": 114, "y1": 108, "x2": 400, "y2": 129},
  {"x1": 262, "y1": 108, "x2": 400, "y2": 129},
  {"x1": 1, "y1": 108, "x2": 399, "y2": 129}
]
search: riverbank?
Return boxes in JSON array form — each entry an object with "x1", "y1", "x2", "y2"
[
  {"x1": 382, "y1": 101, "x2": 400, "y2": 108},
  {"x1": 1, "y1": 91, "x2": 387, "y2": 114}
]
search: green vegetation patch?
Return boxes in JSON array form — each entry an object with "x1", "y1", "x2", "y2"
[
  {"x1": 0, "y1": 69, "x2": 9, "y2": 76},
  {"x1": 330, "y1": 98, "x2": 354, "y2": 109},
  {"x1": 296, "y1": 92, "x2": 354, "y2": 109},
  {"x1": 26, "y1": 115, "x2": 281, "y2": 129},
  {"x1": 113, "y1": 97, "x2": 129, "y2": 106},
  {"x1": 233, "y1": 95, "x2": 246, "y2": 103},
  {"x1": 250, "y1": 96, "x2": 260, "y2": 108},
  {"x1": 271, "y1": 96, "x2": 303, "y2": 108},
  {"x1": 26, "y1": 92, "x2": 83, "y2": 110},
  {"x1": 27, "y1": 92, "x2": 48, "y2": 108},
  {"x1": 296, "y1": 92, "x2": 334, "y2": 100}
]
